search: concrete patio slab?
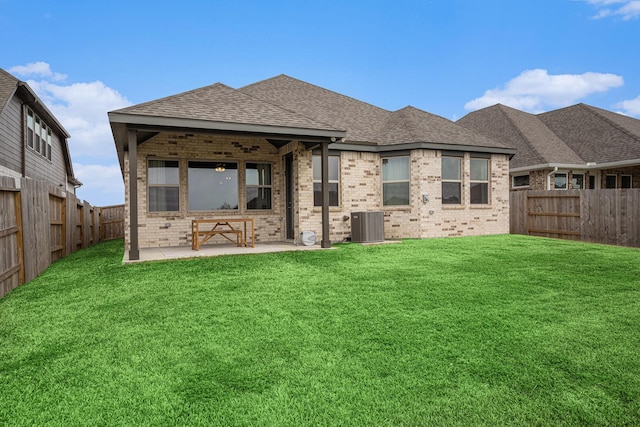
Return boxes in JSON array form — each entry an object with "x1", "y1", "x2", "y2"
[{"x1": 123, "y1": 241, "x2": 331, "y2": 263}]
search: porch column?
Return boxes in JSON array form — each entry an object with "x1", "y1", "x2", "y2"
[
  {"x1": 321, "y1": 140, "x2": 331, "y2": 248},
  {"x1": 128, "y1": 129, "x2": 140, "y2": 260}
]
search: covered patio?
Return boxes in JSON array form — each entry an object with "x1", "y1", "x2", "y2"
[{"x1": 109, "y1": 83, "x2": 346, "y2": 261}]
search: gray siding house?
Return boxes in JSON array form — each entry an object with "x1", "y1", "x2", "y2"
[
  {"x1": 458, "y1": 103, "x2": 640, "y2": 191},
  {"x1": 109, "y1": 75, "x2": 515, "y2": 260},
  {"x1": 0, "y1": 67, "x2": 80, "y2": 192}
]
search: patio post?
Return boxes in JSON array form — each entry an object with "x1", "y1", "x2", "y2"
[
  {"x1": 128, "y1": 129, "x2": 140, "y2": 260},
  {"x1": 321, "y1": 140, "x2": 331, "y2": 248}
]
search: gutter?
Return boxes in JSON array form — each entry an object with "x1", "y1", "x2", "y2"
[
  {"x1": 511, "y1": 158, "x2": 640, "y2": 174},
  {"x1": 546, "y1": 167, "x2": 558, "y2": 190}
]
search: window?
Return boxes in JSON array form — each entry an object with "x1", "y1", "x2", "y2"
[
  {"x1": 382, "y1": 156, "x2": 410, "y2": 206},
  {"x1": 571, "y1": 173, "x2": 584, "y2": 190},
  {"x1": 442, "y1": 157, "x2": 462, "y2": 204},
  {"x1": 246, "y1": 163, "x2": 272, "y2": 210},
  {"x1": 313, "y1": 155, "x2": 339, "y2": 206},
  {"x1": 621, "y1": 175, "x2": 632, "y2": 189},
  {"x1": 26, "y1": 108, "x2": 51, "y2": 160},
  {"x1": 470, "y1": 158, "x2": 489, "y2": 204},
  {"x1": 588, "y1": 175, "x2": 596, "y2": 189},
  {"x1": 47, "y1": 129, "x2": 52, "y2": 160},
  {"x1": 512, "y1": 174, "x2": 530, "y2": 188},
  {"x1": 148, "y1": 160, "x2": 180, "y2": 212},
  {"x1": 605, "y1": 175, "x2": 617, "y2": 189},
  {"x1": 35, "y1": 116, "x2": 41, "y2": 153},
  {"x1": 554, "y1": 173, "x2": 567, "y2": 190},
  {"x1": 188, "y1": 161, "x2": 238, "y2": 211},
  {"x1": 27, "y1": 109, "x2": 34, "y2": 148}
]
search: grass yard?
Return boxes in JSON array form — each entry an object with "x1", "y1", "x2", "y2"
[{"x1": 1, "y1": 235, "x2": 639, "y2": 426}]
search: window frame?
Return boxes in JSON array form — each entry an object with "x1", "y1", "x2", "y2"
[
  {"x1": 313, "y1": 155, "x2": 340, "y2": 207},
  {"x1": 382, "y1": 156, "x2": 410, "y2": 207},
  {"x1": 571, "y1": 173, "x2": 584, "y2": 190},
  {"x1": 25, "y1": 107, "x2": 52, "y2": 161},
  {"x1": 605, "y1": 174, "x2": 617, "y2": 189},
  {"x1": 512, "y1": 174, "x2": 530, "y2": 188},
  {"x1": 246, "y1": 162, "x2": 273, "y2": 210},
  {"x1": 621, "y1": 174, "x2": 632, "y2": 189},
  {"x1": 187, "y1": 160, "x2": 239, "y2": 212},
  {"x1": 441, "y1": 156, "x2": 462, "y2": 205},
  {"x1": 470, "y1": 157, "x2": 490, "y2": 205},
  {"x1": 554, "y1": 172, "x2": 568, "y2": 190},
  {"x1": 147, "y1": 158, "x2": 181, "y2": 213}
]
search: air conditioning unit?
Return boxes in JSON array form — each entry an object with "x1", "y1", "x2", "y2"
[{"x1": 351, "y1": 211, "x2": 384, "y2": 243}]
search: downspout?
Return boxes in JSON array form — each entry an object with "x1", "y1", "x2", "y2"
[{"x1": 546, "y1": 167, "x2": 558, "y2": 190}]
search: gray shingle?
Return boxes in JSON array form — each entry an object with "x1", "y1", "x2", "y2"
[
  {"x1": 239, "y1": 75, "x2": 391, "y2": 143},
  {"x1": 113, "y1": 82, "x2": 341, "y2": 132},
  {"x1": 538, "y1": 104, "x2": 640, "y2": 164},
  {"x1": 458, "y1": 104, "x2": 583, "y2": 168},
  {"x1": 381, "y1": 106, "x2": 511, "y2": 149}
]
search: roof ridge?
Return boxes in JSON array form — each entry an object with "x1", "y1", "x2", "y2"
[
  {"x1": 391, "y1": 107, "x2": 417, "y2": 141},
  {"x1": 236, "y1": 77, "x2": 344, "y2": 132},
  {"x1": 241, "y1": 74, "x2": 391, "y2": 114},
  {"x1": 499, "y1": 104, "x2": 583, "y2": 164},
  {"x1": 112, "y1": 82, "x2": 232, "y2": 113},
  {"x1": 578, "y1": 103, "x2": 640, "y2": 144}
]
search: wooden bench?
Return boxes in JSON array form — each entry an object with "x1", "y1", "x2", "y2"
[{"x1": 191, "y1": 218, "x2": 255, "y2": 250}]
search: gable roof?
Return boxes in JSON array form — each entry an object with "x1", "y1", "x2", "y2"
[
  {"x1": 0, "y1": 67, "x2": 77, "y2": 185},
  {"x1": 458, "y1": 103, "x2": 640, "y2": 171}
]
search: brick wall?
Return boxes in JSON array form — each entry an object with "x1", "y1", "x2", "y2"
[{"x1": 122, "y1": 133, "x2": 512, "y2": 251}]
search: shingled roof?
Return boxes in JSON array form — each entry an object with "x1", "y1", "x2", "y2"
[
  {"x1": 458, "y1": 103, "x2": 640, "y2": 170},
  {"x1": 110, "y1": 74, "x2": 514, "y2": 164},
  {"x1": 111, "y1": 82, "x2": 340, "y2": 133},
  {"x1": 538, "y1": 103, "x2": 640, "y2": 165},
  {"x1": 457, "y1": 104, "x2": 583, "y2": 169}
]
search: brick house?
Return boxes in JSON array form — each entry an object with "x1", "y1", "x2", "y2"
[
  {"x1": 0, "y1": 67, "x2": 80, "y2": 191},
  {"x1": 458, "y1": 103, "x2": 640, "y2": 191},
  {"x1": 108, "y1": 75, "x2": 515, "y2": 260}
]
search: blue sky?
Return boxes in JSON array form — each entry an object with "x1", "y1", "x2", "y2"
[{"x1": 2, "y1": 0, "x2": 639, "y2": 206}]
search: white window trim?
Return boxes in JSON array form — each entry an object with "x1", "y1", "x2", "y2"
[
  {"x1": 148, "y1": 158, "x2": 181, "y2": 213},
  {"x1": 246, "y1": 162, "x2": 273, "y2": 210},
  {"x1": 442, "y1": 156, "x2": 462, "y2": 205},
  {"x1": 470, "y1": 158, "x2": 490, "y2": 205},
  {"x1": 382, "y1": 156, "x2": 411, "y2": 207}
]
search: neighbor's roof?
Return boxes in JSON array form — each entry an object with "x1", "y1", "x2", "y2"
[
  {"x1": 458, "y1": 103, "x2": 640, "y2": 170},
  {"x1": 0, "y1": 67, "x2": 77, "y2": 183},
  {"x1": 538, "y1": 103, "x2": 640, "y2": 165},
  {"x1": 457, "y1": 104, "x2": 583, "y2": 169}
]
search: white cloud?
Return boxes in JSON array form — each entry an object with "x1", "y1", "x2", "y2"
[
  {"x1": 615, "y1": 94, "x2": 640, "y2": 116},
  {"x1": 9, "y1": 61, "x2": 67, "y2": 82},
  {"x1": 11, "y1": 62, "x2": 130, "y2": 206},
  {"x1": 586, "y1": 0, "x2": 640, "y2": 20},
  {"x1": 27, "y1": 79, "x2": 131, "y2": 158},
  {"x1": 464, "y1": 69, "x2": 624, "y2": 113},
  {"x1": 74, "y1": 163, "x2": 124, "y2": 206}
]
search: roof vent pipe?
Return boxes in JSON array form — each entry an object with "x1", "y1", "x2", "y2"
[{"x1": 546, "y1": 166, "x2": 558, "y2": 190}]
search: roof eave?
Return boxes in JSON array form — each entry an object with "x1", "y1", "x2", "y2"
[
  {"x1": 510, "y1": 158, "x2": 640, "y2": 173},
  {"x1": 332, "y1": 141, "x2": 516, "y2": 155}
]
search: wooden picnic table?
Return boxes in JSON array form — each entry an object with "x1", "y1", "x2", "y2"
[{"x1": 191, "y1": 218, "x2": 255, "y2": 250}]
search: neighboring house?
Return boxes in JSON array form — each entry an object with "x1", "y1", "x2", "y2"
[
  {"x1": 457, "y1": 103, "x2": 640, "y2": 191},
  {"x1": 108, "y1": 75, "x2": 515, "y2": 260},
  {"x1": 0, "y1": 67, "x2": 80, "y2": 192}
]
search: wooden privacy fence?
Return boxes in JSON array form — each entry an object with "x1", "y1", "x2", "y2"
[
  {"x1": 0, "y1": 175, "x2": 125, "y2": 298},
  {"x1": 511, "y1": 189, "x2": 640, "y2": 248}
]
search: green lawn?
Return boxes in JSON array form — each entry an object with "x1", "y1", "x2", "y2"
[{"x1": 1, "y1": 235, "x2": 639, "y2": 426}]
